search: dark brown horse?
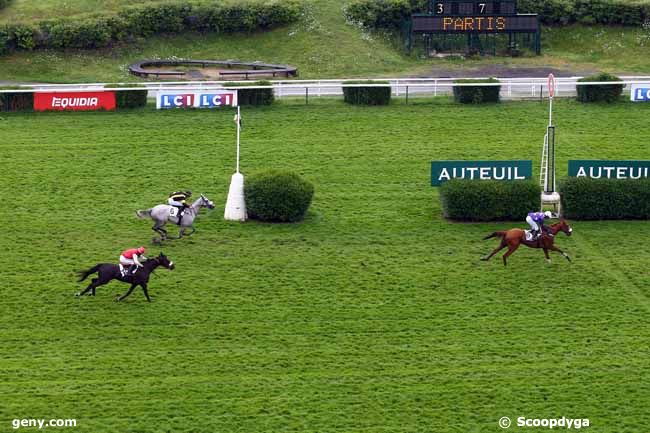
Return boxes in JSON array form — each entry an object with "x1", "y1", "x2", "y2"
[
  {"x1": 76, "y1": 253, "x2": 175, "y2": 302},
  {"x1": 481, "y1": 220, "x2": 573, "y2": 266}
]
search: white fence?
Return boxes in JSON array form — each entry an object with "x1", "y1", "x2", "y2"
[{"x1": 3, "y1": 76, "x2": 650, "y2": 101}]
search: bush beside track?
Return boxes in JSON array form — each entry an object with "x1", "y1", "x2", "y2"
[
  {"x1": 576, "y1": 73, "x2": 624, "y2": 103},
  {"x1": 343, "y1": 81, "x2": 391, "y2": 105},
  {"x1": 440, "y1": 180, "x2": 540, "y2": 221},
  {"x1": 226, "y1": 81, "x2": 275, "y2": 106},
  {"x1": 0, "y1": 1, "x2": 302, "y2": 55},
  {"x1": 560, "y1": 177, "x2": 650, "y2": 219},
  {"x1": 453, "y1": 79, "x2": 500, "y2": 104}
]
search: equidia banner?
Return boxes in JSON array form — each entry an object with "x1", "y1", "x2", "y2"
[
  {"x1": 34, "y1": 92, "x2": 116, "y2": 111},
  {"x1": 431, "y1": 160, "x2": 533, "y2": 186},
  {"x1": 156, "y1": 91, "x2": 238, "y2": 109}
]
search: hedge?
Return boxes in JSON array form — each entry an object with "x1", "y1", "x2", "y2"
[
  {"x1": 0, "y1": 1, "x2": 302, "y2": 55},
  {"x1": 0, "y1": 0, "x2": 12, "y2": 10},
  {"x1": 560, "y1": 177, "x2": 650, "y2": 220},
  {"x1": 345, "y1": 0, "x2": 650, "y2": 32},
  {"x1": 226, "y1": 80, "x2": 275, "y2": 106},
  {"x1": 245, "y1": 170, "x2": 315, "y2": 222},
  {"x1": 104, "y1": 84, "x2": 148, "y2": 109},
  {"x1": 0, "y1": 86, "x2": 33, "y2": 112},
  {"x1": 440, "y1": 179, "x2": 540, "y2": 221},
  {"x1": 576, "y1": 73, "x2": 624, "y2": 103},
  {"x1": 453, "y1": 79, "x2": 501, "y2": 104},
  {"x1": 343, "y1": 80, "x2": 391, "y2": 105}
]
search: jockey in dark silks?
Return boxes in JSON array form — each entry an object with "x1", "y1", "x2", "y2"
[{"x1": 167, "y1": 190, "x2": 192, "y2": 225}]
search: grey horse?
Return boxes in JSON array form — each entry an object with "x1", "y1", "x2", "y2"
[{"x1": 136, "y1": 194, "x2": 215, "y2": 241}]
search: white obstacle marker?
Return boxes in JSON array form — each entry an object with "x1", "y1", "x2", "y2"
[{"x1": 224, "y1": 106, "x2": 248, "y2": 221}]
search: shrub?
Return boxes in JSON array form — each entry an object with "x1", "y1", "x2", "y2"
[
  {"x1": 0, "y1": 86, "x2": 33, "y2": 112},
  {"x1": 440, "y1": 179, "x2": 540, "y2": 221},
  {"x1": 104, "y1": 84, "x2": 148, "y2": 109},
  {"x1": 343, "y1": 80, "x2": 391, "y2": 105},
  {"x1": 245, "y1": 170, "x2": 315, "y2": 222},
  {"x1": 0, "y1": 1, "x2": 302, "y2": 55},
  {"x1": 0, "y1": 0, "x2": 12, "y2": 10},
  {"x1": 576, "y1": 73, "x2": 623, "y2": 103},
  {"x1": 227, "y1": 81, "x2": 274, "y2": 106},
  {"x1": 453, "y1": 78, "x2": 501, "y2": 104},
  {"x1": 344, "y1": 0, "x2": 420, "y2": 31},
  {"x1": 560, "y1": 177, "x2": 650, "y2": 219}
]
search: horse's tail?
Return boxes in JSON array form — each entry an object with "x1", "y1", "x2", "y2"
[
  {"x1": 136, "y1": 209, "x2": 152, "y2": 219},
  {"x1": 484, "y1": 231, "x2": 507, "y2": 240},
  {"x1": 77, "y1": 264, "x2": 101, "y2": 282}
]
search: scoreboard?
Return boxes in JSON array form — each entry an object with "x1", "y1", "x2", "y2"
[
  {"x1": 412, "y1": 0, "x2": 539, "y2": 34},
  {"x1": 430, "y1": 1, "x2": 516, "y2": 16}
]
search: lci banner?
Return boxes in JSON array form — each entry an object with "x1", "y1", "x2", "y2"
[
  {"x1": 630, "y1": 84, "x2": 650, "y2": 102},
  {"x1": 156, "y1": 91, "x2": 238, "y2": 109},
  {"x1": 431, "y1": 160, "x2": 533, "y2": 186},
  {"x1": 34, "y1": 92, "x2": 116, "y2": 111},
  {"x1": 568, "y1": 160, "x2": 650, "y2": 179}
]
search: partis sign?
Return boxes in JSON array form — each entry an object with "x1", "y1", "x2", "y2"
[{"x1": 431, "y1": 160, "x2": 532, "y2": 186}]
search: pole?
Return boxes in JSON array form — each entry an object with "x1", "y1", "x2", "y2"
[{"x1": 236, "y1": 105, "x2": 241, "y2": 173}]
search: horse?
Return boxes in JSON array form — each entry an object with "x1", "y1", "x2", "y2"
[
  {"x1": 136, "y1": 194, "x2": 215, "y2": 242},
  {"x1": 76, "y1": 252, "x2": 175, "y2": 302},
  {"x1": 481, "y1": 219, "x2": 573, "y2": 266}
]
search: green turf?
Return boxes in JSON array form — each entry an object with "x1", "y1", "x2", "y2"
[{"x1": 2, "y1": 99, "x2": 650, "y2": 432}]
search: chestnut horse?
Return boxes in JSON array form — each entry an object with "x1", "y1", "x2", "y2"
[{"x1": 481, "y1": 219, "x2": 573, "y2": 266}]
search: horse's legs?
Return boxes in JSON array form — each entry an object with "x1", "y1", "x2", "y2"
[
  {"x1": 482, "y1": 239, "x2": 508, "y2": 261},
  {"x1": 543, "y1": 248, "x2": 551, "y2": 263},
  {"x1": 502, "y1": 242, "x2": 520, "y2": 266},
  {"x1": 76, "y1": 277, "x2": 105, "y2": 297},
  {"x1": 116, "y1": 284, "x2": 137, "y2": 302},
  {"x1": 141, "y1": 283, "x2": 151, "y2": 302},
  {"x1": 185, "y1": 225, "x2": 196, "y2": 236},
  {"x1": 549, "y1": 245, "x2": 572, "y2": 262}
]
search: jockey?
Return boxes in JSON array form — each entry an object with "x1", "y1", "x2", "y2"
[
  {"x1": 168, "y1": 190, "x2": 192, "y2": 224},
  {"x1": 119, "y1": 246, "x2": 147, "y2": 275},
  {"x1": 526, "y1": 211, "x2": 553, "y2": 240}
]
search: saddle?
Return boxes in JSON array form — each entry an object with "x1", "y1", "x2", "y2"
[{"x1": 119, "y1": 264, "x2": 137, "y2": 277}]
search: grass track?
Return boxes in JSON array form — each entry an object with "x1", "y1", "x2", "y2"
[{"x1": 1, "y1": 99, "x2": 650, "y2": 432}]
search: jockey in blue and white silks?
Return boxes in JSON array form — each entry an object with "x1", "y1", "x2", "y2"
[{"x1": 526, "y1": 211, "x2": 552, "y2": 239}]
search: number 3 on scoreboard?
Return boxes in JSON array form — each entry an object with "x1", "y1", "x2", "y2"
[
  {"x1": 479, "y1": 3, "x2": 487, "y2": 13},
  {"x1": 436, "y1": 3, "x2": 444, "y2": 14}
]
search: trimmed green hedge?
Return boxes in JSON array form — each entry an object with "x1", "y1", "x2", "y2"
[
  {"x1": 440, "y1": 179, "x2": 540, "y2": 221},
  {"x1": 0, "y1": 86, "x2": 33, "y2": 112},
  {"x1": 345, "y1": 0, "x2": 650, "y2": 32},
  {"x1": 576, "y1": 73, "x2": 623, "y2": 103},
  {"x1": 560, "y1": 177, "x2": 650, "y2": 219},
  {"x1": 343, "y1": 80, "x2": 391, "y2": 105},
  {"x1": 227, "y1": 80, "x2": 275, "y2": 106},
  {"x1": 453, "y1": 79, "x2": 501, "y2": 104},
  {"x1": 245, "y1": 170, "x2": 314, "y2": 222},
  {"x1": 104, "y1": 84, "x2": 148, "y2": 109},
  {"x1": 0, "y1": 1, "x2": 302, "y2": 55}
]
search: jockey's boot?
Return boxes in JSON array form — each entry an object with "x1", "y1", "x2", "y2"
[
  {"x1": 129, "y1": 264, "x2": 138, "y2": 275},
  {"x1": 531, "y1": 230, "x2": 539, "y2": 240}
]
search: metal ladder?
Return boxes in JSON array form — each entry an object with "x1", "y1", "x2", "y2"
[{"x1": 540, "y1": 132, "x2": 549, "y2": 192}]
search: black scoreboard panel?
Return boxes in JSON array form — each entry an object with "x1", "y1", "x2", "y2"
[
  {"x1": 412, "y1": 14, "x2": 539, "y2": 33},
  {"x1": 432, "y1": 2, "x2": 516, "y2": 16}
]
